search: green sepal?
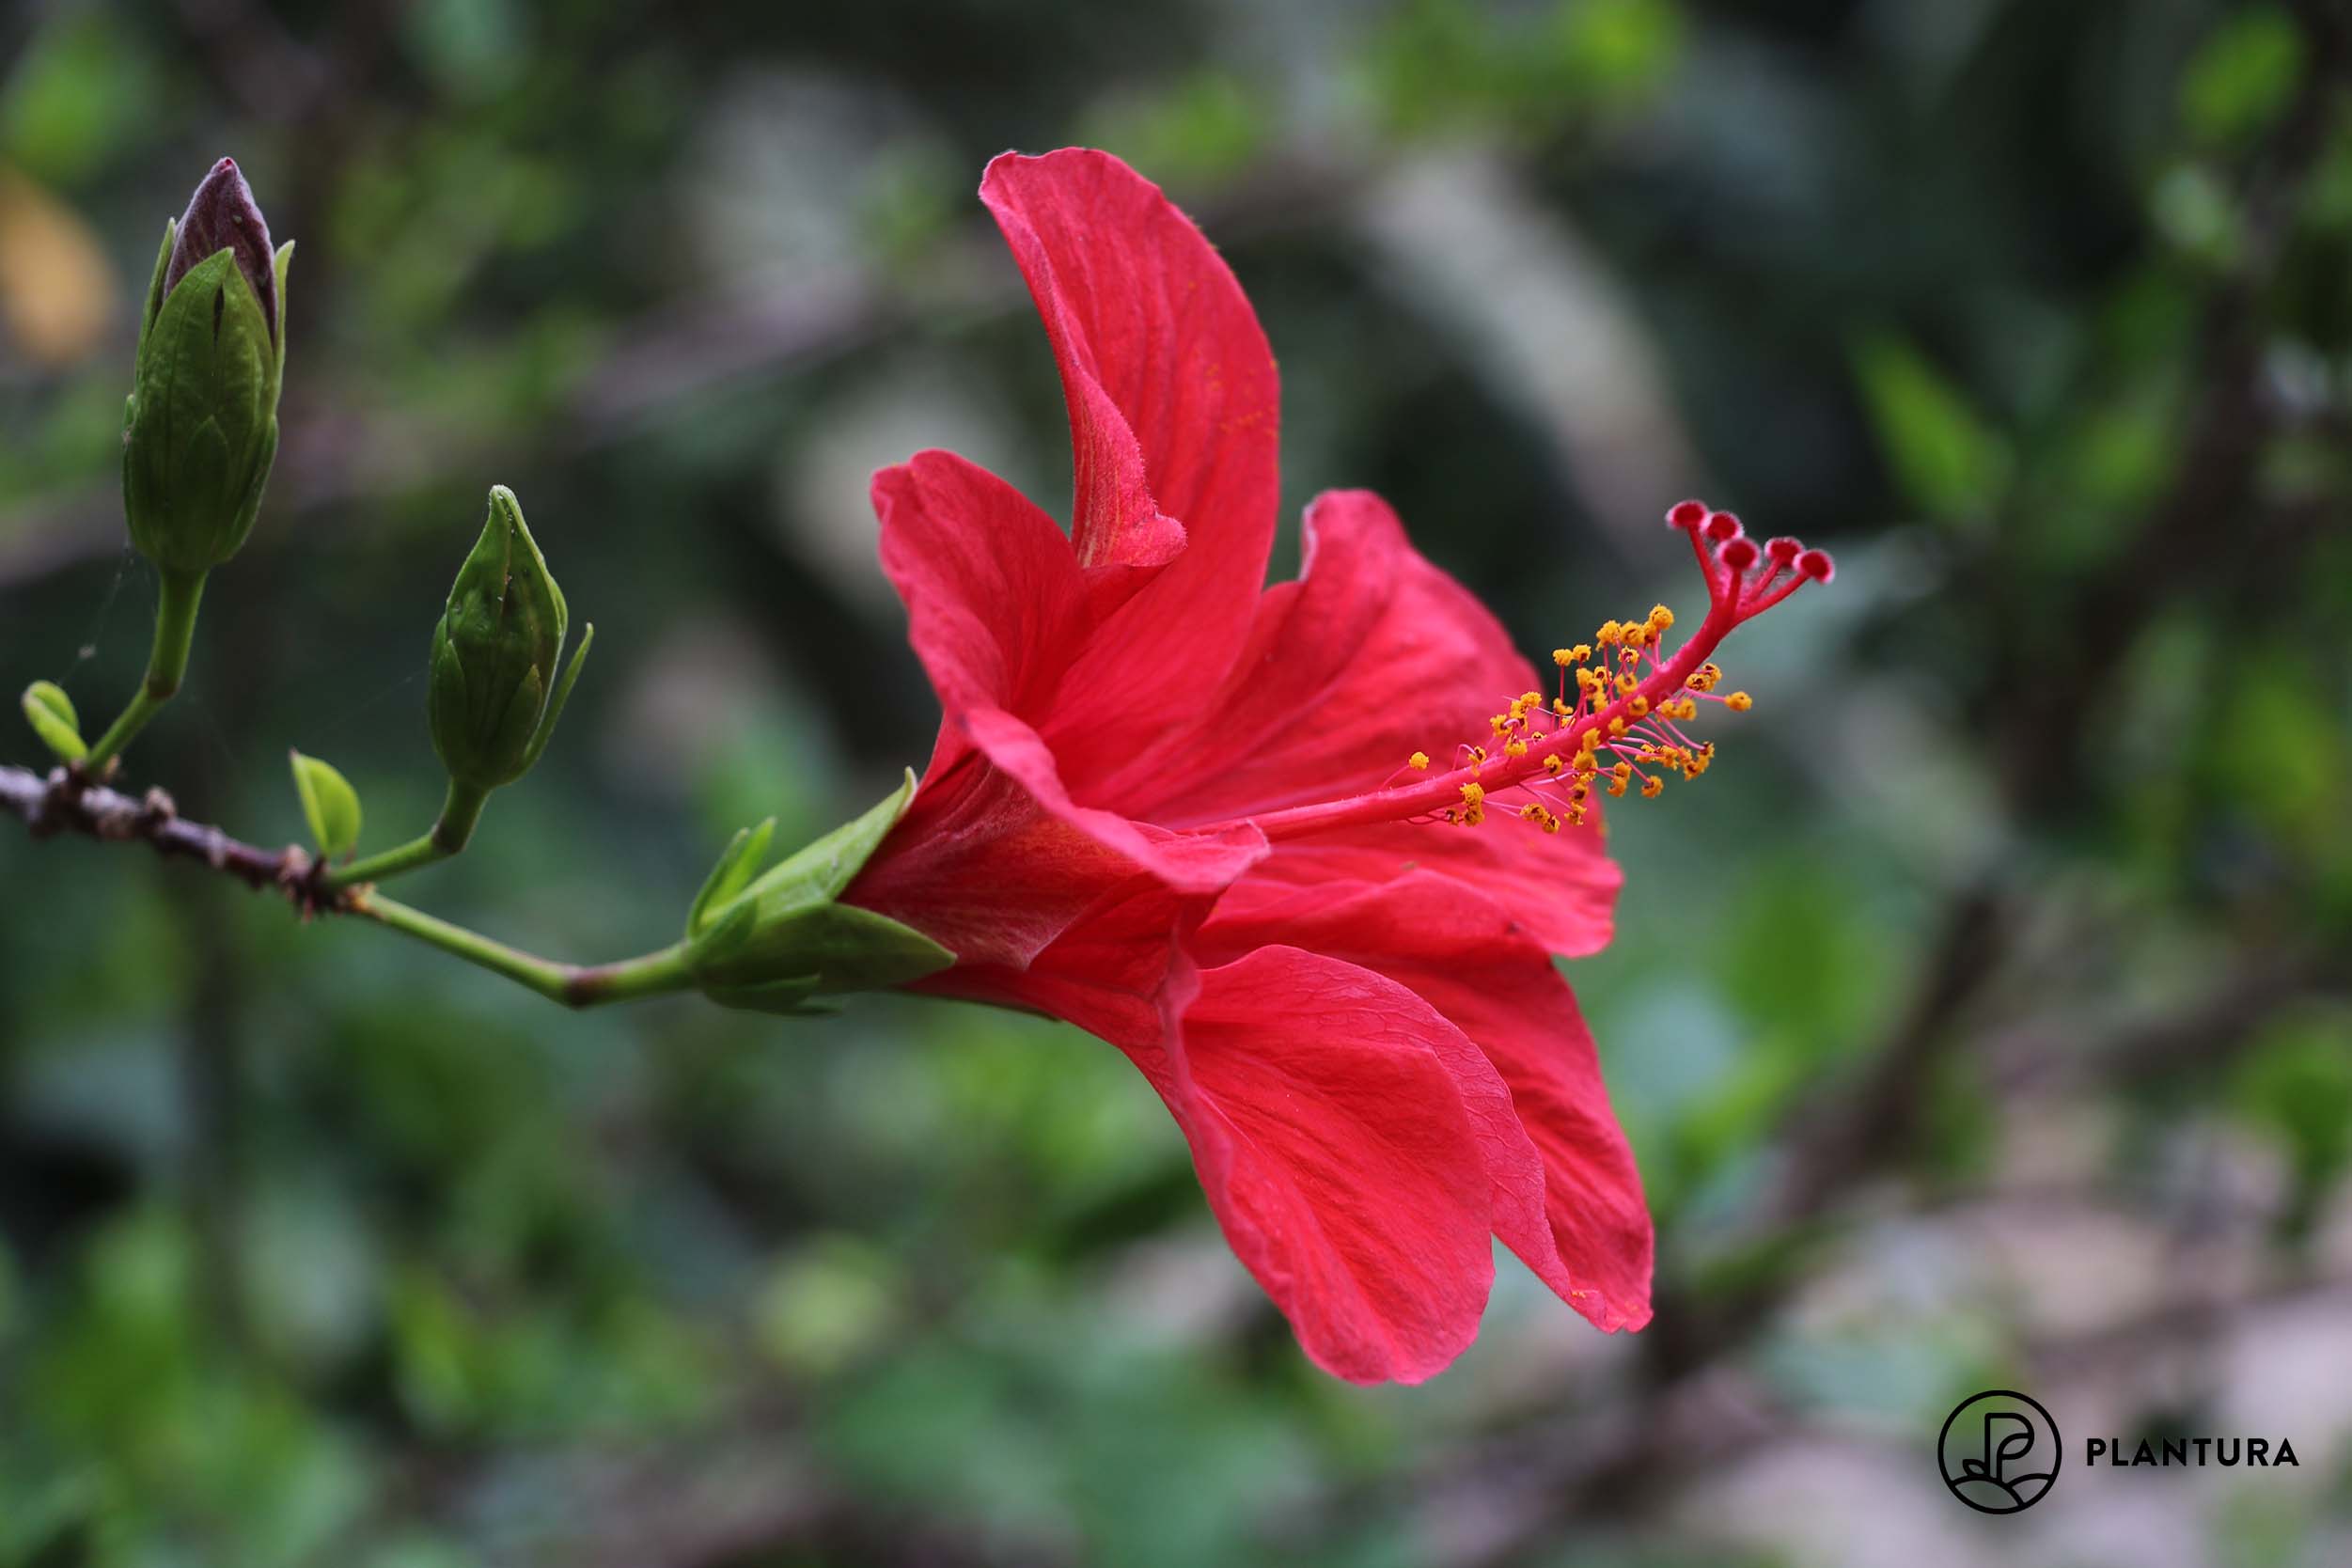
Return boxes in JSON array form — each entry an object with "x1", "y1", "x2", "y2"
[
  {"x1": 698, "y1": 976, "x2": 831, "y2": 1016},
  {"x1": 271, "y1": 240, "x2": 293, "y2": 369},
  {"x1": 685, "y1": 770, "x2": 954, "y2": 1005},
  {"x1": 290, "y1": 749, "x2": 363, "y2": 861},
  {"x1": 135, "y1": 218, "x2": 174, "y2": 357},
  {"x1": 22, "y1": 682, "x2": 86, "y2": 762},
  {"x1": 121, "y1": 244, "x2": 283, "y2": 574},
  {"x1": 687, "y1": 817, "x2": 777, "y2": 937},
  {"x1": 518, "y1": 621, "x2": 592, "y2": 775}
]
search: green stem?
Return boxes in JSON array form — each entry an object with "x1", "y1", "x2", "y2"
[
  {"x1": 85, "y1": 569, "x2": 207, "y2": 769},
  {"x1": 328, "y1": 779, "x2": 492, "y2": 889},
  {"x1": 351, "y1": 890, "x2": 695, "y2": 1009}
]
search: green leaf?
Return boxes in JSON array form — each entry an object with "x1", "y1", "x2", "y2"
[
  {"x1": 290, "y1": 749, "x2": 363, "y2": 861},
  {"x1": 21, "y1": 681, "x2": 85, "y2": 762},
  {"x1": 2181, "y1": 6, "x2": 2303, "y2": 149},
  {"x1": 1850, "y1": 334, "x2": 2011, "y2": 525}
]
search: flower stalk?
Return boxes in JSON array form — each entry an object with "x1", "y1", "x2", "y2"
[
  {"x1": 82, "y1": 568, "x2": 205, "y2": 769},
  {"x1": 349, "y1": 889, "x2": 697, "y2": 1009}
]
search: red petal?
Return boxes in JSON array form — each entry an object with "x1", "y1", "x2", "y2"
[
  {"x1": 1138, "y1": 945, "x2": 1502, "y2": 1384},
  {"x1": 1126, "y1": 488, "x2": 1620, "y2": 957},
  {"x1": 980, "y1": 149, "x2": 1278, "y2": 581},
  {"x1": 850, "y1": 722, "x2": 1264, "y2": 971},
  {"x1": 872, "y1": 450, "x2": 1089, "y2": 725},
  {"x1": 980, "y1": 149, "x2": 1280, "y2": 765},
  {"x1": 1197, "y1": 874, "x2": 1654, "y2": 1332}
]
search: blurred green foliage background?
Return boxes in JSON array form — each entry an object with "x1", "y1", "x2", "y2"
[{"x1": 3, "y1": 1, "x2": 2350, "y2": 1563}]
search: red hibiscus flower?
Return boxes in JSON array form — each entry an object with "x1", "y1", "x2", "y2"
[{"x1": 845, "y1": 149, "x2": 1831, "y2": 1384}]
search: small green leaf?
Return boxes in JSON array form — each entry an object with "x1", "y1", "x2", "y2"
[
  {"x1": 21, "y1": 681, "x2": 85, "y2": 762},
  {"x1": 290, "y1": 749, "x2": 363, "y2": 860}
]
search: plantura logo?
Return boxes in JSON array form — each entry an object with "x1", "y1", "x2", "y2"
[{"x1": 1938, "y1": 1390, "x2": 2062, "y2": 1513}]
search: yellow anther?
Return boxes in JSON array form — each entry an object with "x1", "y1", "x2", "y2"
[
  {"x1": 1640, "y1": 775, "x2": 1664, "y2": 799},
  {"x1": 1686, "y1": 664, "x2": 1721, "y2": 693},
  {"x1": 1492, "y1": 713, "x2": 1510, "y2": 735},
  {"x1": 1605, "y1": 776, "x2": 1626, "y2": 797},
  {"x1": 1726, "y1": 691, "x2": 1753, "y2": 713},
  {"x1": 1520, "y1": 690, "x2": 1543, "y2": 708},
  {"x1": 1552, "y1": 649, "x2": 1575, "y2": 667},
  {"x1": 1628, "y1": 696, "x2": 1650, "y2": 717},
  {"x1": 1543, "y1": 754, "x2": 1564, "y2": 775},
  {"x1": 1542, "y1": 815, "x2": 1561, "y2": 834},
  {"x1": 1552, "y1": 698, "x2": 1571, "y2": 716},
  {"x1": 1565, "y1": 804, "x2": 1588, "y2": 827},
  {"x1": 1595, "y1": 620, "x2": 1623, "y2": 646},
  {"x1": 1648, "y1": 604, "x2": 1674, "y2": 630},
  {"x1": 1610, "y1": 762, "x2": 1632, "y2": 782},
  {"x1": 1504, "y1": 738, "x2": 1528, "y2": 759},
  {"x1": 1408, "y1": 750, "x2": 1430, "y2": 770},
  {"x1": 1459, "y1": 781, "x2": 1485, "y2": 808},
  {"x1": 1616, "y1": 673, "x2": 1639, "y2": 697},
  {"x1": 1607, "y1": 716, "x2": 1627, "y2": 736},
  {"x1": 1570, "y1": 644, "x2": 1592, "y2": 663}
]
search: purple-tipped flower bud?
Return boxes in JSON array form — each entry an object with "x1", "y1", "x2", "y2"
[
  {"x1": 166, "y1": 157, "x2": 277, "y2": 340},
  {"x1": 123, "y1": 156, "x2": 290, "y2": 576}
]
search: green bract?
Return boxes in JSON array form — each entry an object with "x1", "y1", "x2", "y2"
[
  {"x1": 685, "y1": 771, "x2": 954, "y2": 1013},
  {"x1": 120, "y1": 221, "x2": 290, "y2": 577},
  {"x1": 427, "y1": 486, "x2": 589, "y2": 792}
]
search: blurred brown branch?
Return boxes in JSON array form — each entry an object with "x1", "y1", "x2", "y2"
[{"x1": 1, "y1": 759, "x2": 321, "y2": 902}]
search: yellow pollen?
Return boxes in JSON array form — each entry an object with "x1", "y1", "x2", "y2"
[
  {"x1": 1629, "y1": 696, "x2": 1650, "y2": 717},
  {"x1": 1504, "y1": 738, "x2": 1528, "y2": 758},
  {"x1": 1605, "y1": 776, "x2": 1626, "y2": 797},
  {"x1": 1726, "y1": 691, "x2": 1753, "y2": 713},
  {"x1": 1640, "y1": 775, "x2": 1664, "y2": 798},
  {"x1": 1616, "y1": 673, "x2": 1639, "y2": 697},
  {"x1": 1542, "y1": 816, "x2": 1561, "y2": 834},
  {"x1": 1608, "y1": 717, "x2": 1627, "y2": 736},
  {"x1": 1459, "y1": 781, "x2": 1485, "y2": 808},
  {"x1": 1611, "y1": 762, "x2": 1633, "y2": 782},
  {"x1": 1596, "y1": 620, "x2": 1623, "y2": 646},
  {"x1": 1543, "y1": 754, "x2": 1564, "y2": 775},
  {"x1": 1552, "y1": 698, "x2": 1571, "y2": 716},
  {"x1": 1649, "y1": 604, "x2": 1674, "y2": 630},
  {"x1": 1552, "y1": 649, "x2": 1575, "y2": 667},
  {"x1": 1408, "y1": 750, "x2": 1429, "y2": 770}
]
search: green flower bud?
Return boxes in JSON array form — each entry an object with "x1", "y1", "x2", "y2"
[
  {"x1": 685, "y1": 771, "x2": 954, "y2": 1013},
  {"x1": 122, "y1": 157, "x2": 290, "y2": 575},
  {"x1": 427, "y1": 485, "x2": 591, "y2": 792}
]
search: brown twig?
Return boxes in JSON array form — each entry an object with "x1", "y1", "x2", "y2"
[{"x1": 1, "y1": 760, "x2": 335, "y2": 910}]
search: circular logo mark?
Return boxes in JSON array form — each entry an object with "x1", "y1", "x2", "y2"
[{"x1": 1939, "y1": 1390, "x2": 2062, "y2": 1513}]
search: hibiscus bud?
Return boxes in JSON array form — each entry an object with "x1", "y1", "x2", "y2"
[
  {"x1": 122, "y1": 157, "x2": 290, "y2": 576},
  {"x1": 427, "y1": 486, "x2": 591, "y2": 796},
  {"x1": 684, "y1": 771, "x2": 954, "y2": 1013}
]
